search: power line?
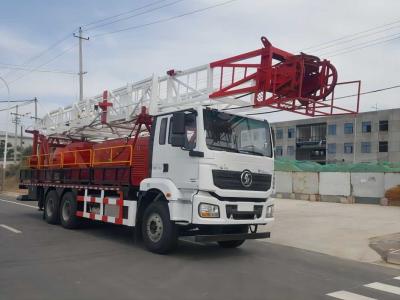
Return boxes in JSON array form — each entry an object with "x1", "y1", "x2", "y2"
[
  {"x1": 82, "y1": 0, "x2": 169, "y2": 28},
  {"x1": 309, "y1": 24, "x2": 400, "y2": 54},
  {"x1": 0, "y1": 1, "x2": 188, "y2": 83},
  {"x1": 246, "y1": 84, "x2": 400, "y2": 116},
  {"x1": 0, "y1": 99, "x2": 35, "y2": 103},
  {"x1": 1, "y1": 1, "x2": 181, "y2": 82},
  {"x1": 321, "y1": 31, "x2": 400, "y2": 57},
  {"x1": 92, "y1": 0, "x2": 240, "y2": 38},
  {"x1": 300, "y1": 18, "x2": 400, "y2": 51},
  {"x1": 86, "y1": 0, "x2": 186, "y2": 32},
  {"x1": 0, "y1": 100, "x2": 34, "y2": 112},
  {"x1": 329, "y1": 34, "x2": 400, "y2": 57},
  {"x1": 2, "y1": 32, "x2": 75, "y2": 79},
  {"x1": 8, "y1": 44, "x2": 77, "y2": 85},
  {"x1": 0, "y1": 63, "x2": 75, "y2": 75},
  {"x1": 332, "y1": 84, "x2": 400, "y2": 100}
]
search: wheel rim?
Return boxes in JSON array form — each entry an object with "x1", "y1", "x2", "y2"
[
  {"x1": 62, "y1": 200, "x2": 71, "y2": 222},
  {"x1": 146, "y1": 212, "x2": 163, "y2": 243},
  {"x1": 46, "y1": 197, "x2": 54, "y2": 217}
]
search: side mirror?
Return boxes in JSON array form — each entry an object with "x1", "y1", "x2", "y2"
[
  {"x1": 171, "y1": 135, "x2": 185, "y2": 147},
  {"x1": 171, "y1": 112, "x2": 185, "y2": 134},
  {"x1": 171, "y1": 112, "x2": 186, "y2": 147}
]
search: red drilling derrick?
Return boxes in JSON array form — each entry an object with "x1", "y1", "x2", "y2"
[{"x1": 209, "y1": 36, "x2": 360, "y2": 116}]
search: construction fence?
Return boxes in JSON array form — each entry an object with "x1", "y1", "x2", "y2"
[{"x1": 274, "y1": 160, "x2": 400, "y2": 205}]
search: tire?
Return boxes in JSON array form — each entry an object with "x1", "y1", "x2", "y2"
[
  {"x1": 217, "y1": 225, "x2": 248, "y2": 249},
  {"x1": 44, "y1": 190, "x2": 60, "y2": 224},
  {"x1": 60, "y1": 192, "x2": 81, "y2": 229},
  {"x1": 142, "y1": 201, "x2": 177, "y2": 254}
]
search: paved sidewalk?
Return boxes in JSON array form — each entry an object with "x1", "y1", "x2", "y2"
[{"x1": 263, "y1": 199, "x2": 400, "y2": 264}]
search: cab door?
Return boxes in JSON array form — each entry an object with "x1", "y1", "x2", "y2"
[{"x1": 151, "y1": 111, "x2": 199, "y2": 191}]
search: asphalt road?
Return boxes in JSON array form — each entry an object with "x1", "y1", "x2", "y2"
[{"x1": 1, "y1": 197, "x2": 400, "y2": 300}]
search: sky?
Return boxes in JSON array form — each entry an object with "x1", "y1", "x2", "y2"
[{"x1": 0, "y1": 0, "x2": 399, "y2": 134}]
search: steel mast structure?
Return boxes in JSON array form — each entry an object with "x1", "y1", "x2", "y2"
[{"x1": 37, "y1": 37, "x2": 361, "y2": 142}]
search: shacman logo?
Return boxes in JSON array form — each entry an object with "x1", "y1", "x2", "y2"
[{"x1": 240, "y1": 170, "x2": 253, "y2": 188}]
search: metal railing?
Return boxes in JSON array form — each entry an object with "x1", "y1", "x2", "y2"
[
  {"x1": 22, "y1": 145, "x2": 133, "y2": 169},
  {"x1": 92, "y1": 145, "x2": 133, "y2": 166},
  {"x1": 62, "y1": 149, "x2": 92, "y2": 168},
  {"x1": 39, "y1": 153, "x2": 63, "y2": 168}
]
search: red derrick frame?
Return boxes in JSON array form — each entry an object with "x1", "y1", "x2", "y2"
[
  {"x1": 209, "y1": 36, "x2": 360, "y2": 117},
  {"x1": 100, "y1": 90, "x2": 153, "y2": 148}
]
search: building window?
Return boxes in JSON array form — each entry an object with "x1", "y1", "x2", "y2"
[
  {"x1": 275, "y1": 146, "x2": 283, "y2": 156},
  {"x1": 362, "y1": 121, "x2": 372, "y2": 133},
  {"x1": 288, "y1": 128, "x2": 295, "y2": 139},
  {"x1": 276, "y1": 128, "x2": 283, "y2": 139},
  {"x1": 327, "y1": 124, "x2": 336, "y2": 135},
  {"x1": 361, "y1": 142, "x2": 371, "y2": 153},
  {"x1": 344, "y1": 123, "x2": 353, "y2": 134},
  {"x1": 287, "y1": 146, "x2": 294, "y2": 155},
  {"x1": 379, "y1": 120, "x2": 388, "y2": 131},
  {"x1": 344, "y1": 143, "x2": 353, "y2": 154},
  {"x1": 327, "y1": 143, "x2": 336, "y2": 154},
  {"x1": 379, "y1": 141, "x2": 388, "y2": 152}
]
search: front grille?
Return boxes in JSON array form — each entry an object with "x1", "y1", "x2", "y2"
[
  {"x1": 226, "y1": 205, "x2": 263, "y2": 220},
  {"x1": 212, "y1": 170, "x2": 271, "y2": 191}
]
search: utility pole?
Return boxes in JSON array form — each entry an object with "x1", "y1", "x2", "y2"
[
  {"x1": 34, "y1": 97, "x2": 37, "y2": 124},
  {"x1": 20, "y1": 125, "x2": 23, "y2": 148},
  {"x1": 0, "y1": 76, "x2": 10, "y2": 191},
  {"x1": 13, "y1": 105, "x2": 18, "y2": 162},
  {"x1": 73, "y1": 27, "x2": 89, "y2": 102},
  {"x1": 11, "y1": 107, "x2": 30, "y2": 162}
]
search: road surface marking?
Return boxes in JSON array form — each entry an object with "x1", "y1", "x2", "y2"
[
  {"x1": 0, "y1": 198, "x2": 36, "y2": 208},
  {"x1": 394, "y1": 276, "x2": 400, "y2": 280},
  {"x1": 0, "y1": 224, "x2": 22, "y2": 234},
  {"x1": 326, "y1": 290, "x2": 377, "y2": 300},
  {"x1": 365, "y1": 282, "x2": 400, "y2": 295}
]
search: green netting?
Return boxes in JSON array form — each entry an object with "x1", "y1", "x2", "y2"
[{"x1": 274, "y1": 159, "x2": 400, "y2": 173}]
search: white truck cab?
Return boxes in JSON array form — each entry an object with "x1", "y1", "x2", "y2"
[{"x1": 140, "y1": 106, "x2": 274, "y2": 252}]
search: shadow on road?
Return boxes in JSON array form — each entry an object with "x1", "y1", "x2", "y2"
[{"x1": 21, "y1": 209, "x2": 253, "y2": 258}]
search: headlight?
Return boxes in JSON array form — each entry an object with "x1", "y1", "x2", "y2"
[
  {"x1": 266, "y1": 205, "x2": 274, "y2": 218},
  {"x1": 199, "y1": 203, "x2": 220, "y2": 218}
]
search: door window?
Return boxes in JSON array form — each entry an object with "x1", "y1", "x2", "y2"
[
  {"x1": 159, "y1": 118, "x2": 168, "y2": 145},
  {"x1": 168, "y1": 112, "x2": 197, "y2": 150}
]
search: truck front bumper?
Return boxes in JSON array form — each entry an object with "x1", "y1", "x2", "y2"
[
  {"x1": 193, "y1": 231, "x2": 270, "y2": 243},
  {"x1": 191, "y1": 191, "x2": 274, "y2": 225}
]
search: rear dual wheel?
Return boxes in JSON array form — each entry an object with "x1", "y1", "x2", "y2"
[
  {"x1": 44, "y1": 190, "x2": 59, "y2": 224},
  {"x1": 60, "y1": 192, "x2": 80, "y2": 229},
  {"x1": 44, "y1": 190, "x2": 80, "y2": 229}
]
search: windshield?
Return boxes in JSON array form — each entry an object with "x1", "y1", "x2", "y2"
[{"x1": 203, "y1": 109, "x2": 273, "y2": 157}]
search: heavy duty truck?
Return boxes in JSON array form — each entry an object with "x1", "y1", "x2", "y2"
[{"x1": 19, "y1": 37, "x2": 360, "y2": 253}]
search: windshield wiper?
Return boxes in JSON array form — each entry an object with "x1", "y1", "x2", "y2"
[
  {"x1": 238, "y1": 149, "x2": 264, "y2": 156},
  {"x1": 208, "y1": 145, "x2": 239, "y2": 153}
]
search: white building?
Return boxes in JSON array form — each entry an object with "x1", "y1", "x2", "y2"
[{"x1": 271, "y1": 108, "x2": 400, "y2": 164}]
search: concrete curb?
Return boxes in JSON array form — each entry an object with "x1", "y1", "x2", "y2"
[
  {"x1": 274, "y1": 193, "x2": 355, "y2": 204},
  {"x1": 387, "y1": 249, "x2": 400, "y2": 265},
  {"x1": 369, "y1": 233, "x2": 400, "y2": 265}
]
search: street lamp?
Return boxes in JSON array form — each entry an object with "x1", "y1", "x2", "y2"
[{"x1": 0, "y1": 76, "x2": 10, "y2": 191}]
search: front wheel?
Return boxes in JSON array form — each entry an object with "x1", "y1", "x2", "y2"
[{"x1": 142, "y1": 201, "x2": 177, "y2": 254}]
